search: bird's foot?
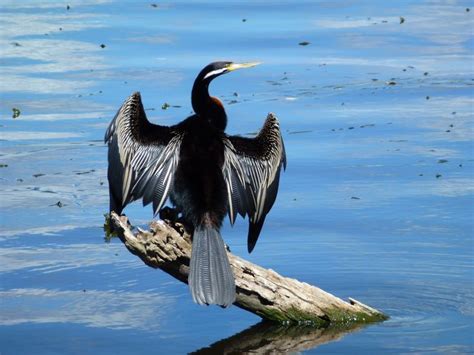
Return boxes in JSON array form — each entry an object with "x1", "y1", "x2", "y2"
[
  {"x1": 159, "y1": 206, "x2": 179, "y2": 222},
  {"x1": 159, "y1": 207, "x2": 193, "y2": 237}
]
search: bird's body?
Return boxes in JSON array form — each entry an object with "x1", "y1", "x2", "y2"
[
  {"x1": 170, "y1": 116, "x2": 228, "y2": 227},
  {"x1": 105, "y1": 61, "x2": 286, "y2": 307}
]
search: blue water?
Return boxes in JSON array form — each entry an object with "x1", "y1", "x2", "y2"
[{"x1": 1, "y1": 1, "x2": 473, "y2": 353}]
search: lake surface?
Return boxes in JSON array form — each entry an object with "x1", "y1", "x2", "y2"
[{"x1": 1, "y1": 0, "x2": 473, "y2": 353}]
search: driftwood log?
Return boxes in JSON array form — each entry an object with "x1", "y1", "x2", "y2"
[{"x1": 109, "y1": 211, "x2": 387, "y2": 326}]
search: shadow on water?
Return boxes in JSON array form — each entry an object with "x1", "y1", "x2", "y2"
[{"x1": 191, "y1": 321, "x2": 367, "y2": 354}]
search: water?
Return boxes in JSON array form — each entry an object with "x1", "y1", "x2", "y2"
[{"x1": 1, "y1": 0, "x2": 473, "y2": 353}]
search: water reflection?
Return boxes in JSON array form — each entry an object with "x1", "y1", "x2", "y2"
[
  {"x1": 0, "y1": 243, "x2": 126, "y2": 273},
  {"x1": 192, "y1": 321, "x2": 367, "y2": 354},
  {"x1": 0, "y1": 2, "x2": 109, "y2": 95},
  {"x1": 0, "y1": 288, "x2": 173, "y2": 331},
  {"x1": 0, "y1": 131, "x2": 83, "y2": 141}
]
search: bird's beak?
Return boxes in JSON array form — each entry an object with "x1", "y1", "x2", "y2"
[{"x1": 227, "y1": 62, "x2": 262, "y2": 72}]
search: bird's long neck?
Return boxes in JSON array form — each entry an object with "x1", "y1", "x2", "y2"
[{"x1": 192, "y1": 79, "x2": 227, "y2": 131}]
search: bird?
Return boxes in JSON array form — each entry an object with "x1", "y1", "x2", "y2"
[{"x1": 104, "y1": 61, "x2": 286, "y2": 307}]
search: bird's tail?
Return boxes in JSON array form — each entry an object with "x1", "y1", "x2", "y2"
[{"x1": 188, "y1": 223, "x2": 235, "y2": 307}]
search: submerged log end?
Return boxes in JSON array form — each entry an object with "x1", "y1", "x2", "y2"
[
  {"x1": 244, "y1": 300, "x2": 388, "y2": 327},
  {"x1": 106, "y1": 212, "x2": 388, "y2": 326}
]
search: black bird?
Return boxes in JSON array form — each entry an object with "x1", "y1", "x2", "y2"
[{"x1": 105, "y1": 61, "x2": 286, "y2": 307}]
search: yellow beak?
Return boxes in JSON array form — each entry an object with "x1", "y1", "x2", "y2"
[{"x1": 227, "y1": 62, "x2": 262, "y2": 72}]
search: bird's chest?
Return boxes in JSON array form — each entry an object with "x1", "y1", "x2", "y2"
[
  {"x1": 179, "y1": 124, "x2": 225, "y2": 169},
  {"x1": 171, "y1": 122, "x2": 228, "y2": 217}
]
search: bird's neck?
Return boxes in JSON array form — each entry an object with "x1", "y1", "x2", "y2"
[{"x1": 192, "y1": 80, "x2": 227, "y2": 131}]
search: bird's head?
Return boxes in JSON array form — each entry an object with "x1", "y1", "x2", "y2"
[
  {"x1": 192, "y1": 61, "x2": 261, "y2": 130},
  {"x1": 198, "y1": 61, "x2": 261, "y2": 83}
]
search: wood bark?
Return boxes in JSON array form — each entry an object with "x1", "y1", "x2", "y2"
[{"x1": 109, "y1": 212, "x2": 388, "y2": 326}]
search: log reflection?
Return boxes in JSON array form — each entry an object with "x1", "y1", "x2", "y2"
[{"x1": 191, "y1": 320, "x2": 367, "y2": 354}]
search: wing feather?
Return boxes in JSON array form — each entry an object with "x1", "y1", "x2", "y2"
[
  {"x1": 222, "y1": 113, "x2": 286, "y2": 253},
  {"x1": 105, "y1": 92, "x2": 182, "y2": 215}
]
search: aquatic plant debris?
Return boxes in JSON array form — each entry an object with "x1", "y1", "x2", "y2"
[
  {"x1": 12, "y1": 108, "x2": 21, "y2": 119},
  {"x1": 103, "y1": 213, "x2": 120, "y2": 242},
  {"x1": 288, "y1": 130, "x2": 313, "y2": 135}
]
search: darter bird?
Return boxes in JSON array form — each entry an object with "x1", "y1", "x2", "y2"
[{"x1": 105, "y1": 61, "x2": 286, "y2": 307}]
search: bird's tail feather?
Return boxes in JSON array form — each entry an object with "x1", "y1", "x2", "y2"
[{"x1": 189, "y1": 224, "x2": 235, "y2": 307}]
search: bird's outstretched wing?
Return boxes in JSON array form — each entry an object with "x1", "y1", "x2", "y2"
[
  {"x1": 104, "y1": 92, "x2": 182, "y2": 215},
  {"x1": 222, "y1": 113, "x2": 286, "y2": 253}
]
